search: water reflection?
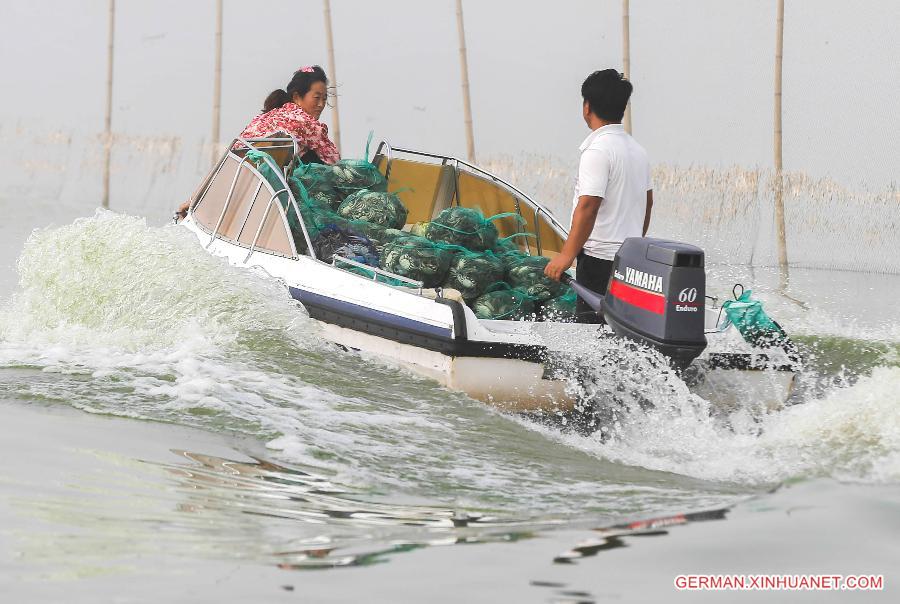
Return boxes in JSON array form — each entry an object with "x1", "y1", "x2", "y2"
[
  {"x1": 554, "y1": 508, "x2": 728, "y2": 563},
  {"x1": 158, "y1": 450, "x2": 732, "y2": 578},
  {"x1": 528, "y1": 508, "x2": 729, "y2": 603},
  {"x1": 155, "y1": 450, "x2": 550, "y2": 569}
]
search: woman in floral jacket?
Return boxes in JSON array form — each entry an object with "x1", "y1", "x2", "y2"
[
  {"x1": 239, "y1": 65, "x2": 340, "y2": 165},
  {"x1": 177, "y1": 66, "x2": 339, "y2": 219}
]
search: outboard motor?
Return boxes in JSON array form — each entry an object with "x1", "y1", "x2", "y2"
[{"x1": 601, "y1": 237, "x2": 707, "y2": 369}]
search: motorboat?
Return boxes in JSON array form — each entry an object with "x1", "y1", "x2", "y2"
[{"x1": 177, "y1": 135, "x2": 798, "y2": 419}]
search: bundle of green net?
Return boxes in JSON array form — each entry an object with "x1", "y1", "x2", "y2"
[
  {"x1": 331, "y1": 159, "x2": 387, "y2": 197},
  {"x1": 444, "y1": 249, "x2": 505, "y2": 302},
  {"x1": 287, "y1": 159, "x2": 407, "y2": 252},
  {"x1": 502, "y1": 252, "x2": 564, "y2": 302},
  {"x1": 379, "y1": 235, "x2": 454, "y2": 288},
  {"x1": 291, "y1": 157, "x2": 388, "y2": 207},
  {"x1": 472, "y1": 283, "x2": 537, "y2": 320},
  {"x1": 337, "y1": 190, "x2": 408, "y2": 229},
  {"x1": 425, "y1": 207, "x2": 521, "y2": 252},
  {"x1": 538, "y1": 286, "x2": 577, "y2": 322},
  {"x1": 267, "y1": 147, "x2": 579, "y2": 322},
  {"x1": 290, "y1": 163, "x2": 342, "y2": 209}
]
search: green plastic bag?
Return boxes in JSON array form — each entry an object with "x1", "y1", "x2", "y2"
[
  {"x1": 293, "y1": 188, "x2": 342, "y2": 240},
  {"x1": 722, "y1": 289, "x2": 789, "y2": 348},
  {"x1": 443, "y1": 250, "x2": 505, "y2": 302},
  {"x1": 288, "y1": 168, "x2": 364, "y2": 245}
]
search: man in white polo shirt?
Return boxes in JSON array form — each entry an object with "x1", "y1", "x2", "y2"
[{"x1": 544, "y1": 69, "x2": 653, "y2": 323}]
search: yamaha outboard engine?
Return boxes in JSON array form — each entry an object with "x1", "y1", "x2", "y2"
[{"x1": 601, "y1": 237, "x2": 707, "y2": 369}]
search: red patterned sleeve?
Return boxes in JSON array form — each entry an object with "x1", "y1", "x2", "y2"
[
  {"x1": 238, "y1": 104, "x2": 340, "y2": 163},
  {"x1": 288, "y1": 110, "x2": 340, "y2": 164}
]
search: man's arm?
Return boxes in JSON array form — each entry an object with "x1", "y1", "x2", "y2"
[
  {"x1": 543, "y1": 195, "x2": 602, "y2": 281},
  {"x1": 642, "y1": 190, "x2": 653, "y2": 236}
]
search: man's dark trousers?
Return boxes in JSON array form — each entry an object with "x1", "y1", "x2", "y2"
[{"x1": 575, "y1": 252, "x2": 613, "y2": 324}]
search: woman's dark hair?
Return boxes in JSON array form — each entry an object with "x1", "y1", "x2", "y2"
[
  {"x1": 581, "y1": 69, "x2": 633, "y2": 122},
  {"x1": 262, "y1": 65, "x2": 328, "y2": 112}
]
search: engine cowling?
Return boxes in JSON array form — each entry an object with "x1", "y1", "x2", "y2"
[{"x1": 601, "y1": 237, "x2": 707, "y2": 369}]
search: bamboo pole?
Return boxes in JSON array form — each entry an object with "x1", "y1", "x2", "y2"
[
  {"x1": 211, "y1": 0, "x2": 223, "y2": 167},
  {"x1": 622, "y1": 0, "x2": 632, "y2": 134},
  {"x1": 102, "y1": 0, "x2": 115, "y2": 209},
  {"x1": 455, "y1": 0, "x2": 476, "y2": 163},
  {"x1": 773, "y1": 0, "x2": 788, "y2": 277},
  {"x1": 323, "y1": 0, "x2": 341, "y2": 154}
]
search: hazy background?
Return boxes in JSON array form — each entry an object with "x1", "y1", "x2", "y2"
[{"x1": 1, "y1": 0, "x2": 897, "y2": 271}]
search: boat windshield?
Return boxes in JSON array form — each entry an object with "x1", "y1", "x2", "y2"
[{"x1": 190, "y1": 138, "x2": 303, "y2": 259}]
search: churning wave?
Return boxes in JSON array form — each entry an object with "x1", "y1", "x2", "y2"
[
  {"x1": 2, "y1": 211, "x2": 726, "y2": 518},
  {"x1": 542, "y1": 361, "x2": 900, "y2": 485},
  {"x1": 0, "y1": 210, "x2": 897, "y2": 514}
]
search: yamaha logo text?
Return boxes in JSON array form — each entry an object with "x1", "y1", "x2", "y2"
[{"x1": 620, "y1": 267, "x2": 664, "y2": 293}]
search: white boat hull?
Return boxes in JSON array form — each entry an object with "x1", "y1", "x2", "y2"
[
  {"x1": 319, "y1": 321, "x2": 573, "y2": 412},
  {"x1": 181, "y1": 217, "x2": 795, "y2": 415}
]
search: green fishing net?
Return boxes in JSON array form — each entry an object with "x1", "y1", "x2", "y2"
[
  {"x1": 539, "y1": 286, "x2": 578, "y2": 322},
  {"x1": 372, "y1": 228, "x2": 405, "y2": 254},
  {"x1": 504, "y1": 253, "x2": 563, "y2": 302},
  {"x1": 288, "y1": 170, "x2": 349, "y2": 241},
  {"x1": 294, "y1": 193, "x2": 339, "y2": 239},
  {"x1": 472, "y1": 284, "x2": 536, "y2": 320},
  {"x1": 379, "y1": 235, "x2": 453, "y2": 288},
  {"x1": 249, "y1": 147, "x2": 574, "y2": 324},
  {"x1": 426, "y1": 207, "x2": 507, "y2": 251},
  {"x1": 337, "y1": 189, "x2": 408, "y2": 230},
  {"x1": 311, "y1": 225, "x2": 379, "y2": 267},
  {"x1": 722, "y1": 289, "x2": 789, "y2": 348},
  {"x1": 331, "y1": 159, "x2": 388, "y2": 197},
  {"x1": 342, "y1": 221, "x2": 404, "y2": 255},
  {"x1": 443, "y1": 250, "x2": 505, "y2": 302},
  {"x1": 291, "y1": 162, "x2": 344, "y2": 209}
]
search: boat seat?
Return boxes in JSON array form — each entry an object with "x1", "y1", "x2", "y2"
[
  {"x1": 237, "y1": 132, "x2": 299, "y2": 174},
  {"x1": 375, "y1": 157, "x2": 456, "y2": 224}
]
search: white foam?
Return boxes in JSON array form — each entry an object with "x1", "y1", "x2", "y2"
[
  {"x1": 2, "y1": 210, "x2": 897, "y2": 516},
  {"x1": 545, "y1": 362, "x2": 900, "y2": 486}
]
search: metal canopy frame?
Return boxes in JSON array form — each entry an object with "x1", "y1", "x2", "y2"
[
  {"x1": 191, "y1": 137, "x2": 570, "y2": 278},
  {"x1": 191, "y1": 136, "x2": 313, "y2": 262},
  {"x1": 372, "y1": 140, "x2": 570, "y2": 256}
]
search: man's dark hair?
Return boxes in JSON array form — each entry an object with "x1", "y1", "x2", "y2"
[{"x1": 581, "y1": 69, "x2": 633, "y2": 122}]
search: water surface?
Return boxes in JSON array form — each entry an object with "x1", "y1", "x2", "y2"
[{"x1": 0, "y1": 205, "x2": 897, "y2": 601}]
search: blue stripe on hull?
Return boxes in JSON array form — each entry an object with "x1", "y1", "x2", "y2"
[{"x1": 288, "y1": 287, "x2": 453, "y2": 340}]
